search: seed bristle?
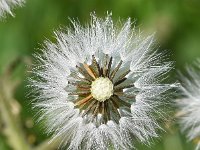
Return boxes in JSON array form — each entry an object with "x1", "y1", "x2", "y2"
[
  {"x1": 114, "y1": 84, "x2": 134, "y2": 91},
  {"x1": 103, "y1": 54, "x2": 109, "y2": 76},
  {"x1": 114, "y1": 78, "x2": 127, "y2": 86},
  {"x1": 109, "y1": 100, "x2": 121, "y2": 123},
  {"x1": 82, "y1": 100, "x2": 97, "y2": 117},
  {"x1": 89, "y1": 102, "x2": 99, "y2": 121},
  {"x1": 114, "y1": 70, "x2": 130, "y2": 85},
  {"x1": 83, "y1": 63, "x2": 96, "y2": 80},
  {"x1": 110, "y1": 97, "x2": 120, "y2": 108},
  {"x1": 110, "y1": 60, "x2": 123, "y2": 80},
  {"x1": 106, "y1": 57, "x2": 113, "y2": 77},
  {"x1": 105, "y1": 101, "x2": 111, "y2": 121},
  {"x1": 92, "y1": 55, "x2": 101, "y2": 77},
  {"x1": 113, "y1": 95, "x2": 131, "y2": 108},
  {"x1": 71, "y1": 73, "x2": 91, "y2": 83},
  {"x1": 68, "y1": 91, "x2": 90, "y2": 96},
  {"x1": 93, "y1": 101, "x2": 100, "y2": 119},
  {"x1": 75, "y1": 94, "x2": 93, "y2": 106},
  {"x1": 76, "y1": 65, "x2": 93, "y2": 81}
]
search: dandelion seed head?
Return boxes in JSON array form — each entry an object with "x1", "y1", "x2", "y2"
[
  {"x1": 177, "y1": 61, "x2": 200, "y2": 150},
  {"x1": 30, "y1": 13, "x2": 176, "y2": 150}
]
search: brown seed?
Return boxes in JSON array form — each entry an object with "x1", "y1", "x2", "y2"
[
  {"x1": 106, "y1": 57, "x2": 113, "y2": 77},
  {"x1": 114, "y1": 78, "x2": 127, "y2": 86},
  {"x1": 83, "y1": 63, "x2": 96, "y2": 80},
  {"x1": 75, "y1": 94, "x2": 93, "y2": 106},
  {"x1": 82, "y1": 100, "x2": 97, "y2": 117},
  {"x1": 92, "y1": 55, "x2": 101, "y2": 77},
  {"x1": 103, "y1": 54, "x2": 109, "y2": 76},
  {"x1": 110, "y1": 60, "x2": 123, "y2": 80}
]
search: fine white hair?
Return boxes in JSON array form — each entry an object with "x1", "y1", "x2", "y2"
[
  {"x1": 177, "y1": 60, "x2": 200, "y2": 150},
  {"x1": 29, "y1": 13, "x2": 177, "y2": 150},
  {"x1": 0, "y1": 0, "x2": 24, "y2": 18}
]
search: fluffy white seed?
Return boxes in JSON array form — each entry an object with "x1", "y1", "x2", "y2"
[
  {"x1": 177, "y1": 61, "x2": 200, "y2": 150},
  {"x1": 30, "y1": 13, "x2": 177, "y2": 150}
]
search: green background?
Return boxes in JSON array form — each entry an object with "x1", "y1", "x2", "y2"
[{"x1": 0, "y1": 0, "x2": 200, "y2": 150}]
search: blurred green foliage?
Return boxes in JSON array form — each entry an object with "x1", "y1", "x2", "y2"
[{"x1": 0, "y1": 0, "x2": 200, "y2": 150}]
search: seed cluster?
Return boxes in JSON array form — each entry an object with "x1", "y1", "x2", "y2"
[{"x1": 67, "y1": 54, "x2": 135, "y2": 124}]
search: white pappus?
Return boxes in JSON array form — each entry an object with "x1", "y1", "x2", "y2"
[
  {"x1": 0, "y1": 0, "x2": 24, "y2": 18},
  {"x1": 177, "y1": 61, "x2": 200, "y2": 150},
  {"x1": 29, "y1": 13, "x2": 177, "y2": 150}
]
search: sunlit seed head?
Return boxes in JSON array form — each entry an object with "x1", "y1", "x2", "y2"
[
  {"x1": 30, "y1": 13, "x2": 177, "y2": 150},
  {"x1": 91, "y1": 77, "x2": 113, "y2": 102}
]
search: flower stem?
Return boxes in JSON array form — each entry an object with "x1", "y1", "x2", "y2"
[{"x1": 0, "y1": 77, "x2": 30, "y2": 150}]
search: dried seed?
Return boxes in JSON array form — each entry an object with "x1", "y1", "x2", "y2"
[
  {"x1": 75, "y1": 94, "x2": 93, "y2": 106},
  {"x1": 83, "y1": 63, "x2": 96, "y2": 80}
]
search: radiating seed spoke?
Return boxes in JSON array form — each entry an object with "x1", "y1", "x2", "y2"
[
  {"x1": 110, "y1": 97, "x2": 120, "y2": 108},
  {"x1": 93, "y1": 101, "x2": 100, "y2": 118},
  {"x1": 114, "y1": 84, "x2": 134, "y2": 91},
  {"x1": 100, "y1": 68, "x2": 103, "y2": 77},
  {"x1": 101, "y1": 102, "x2": 105, "y2": 117},
  {"x1": 89, "y1": 103, "x2": 99, "y2": 120},
  {"x1": 82, "y1": 100, "x2": 97, "y2": 117},
  {"x1": 76, "y1": 84, "x2": 91, "y2": 89},
  {"x1": 78, "y1": 80, "x2": 91, "y2": 85},
  {"x1": 119, "y1": 99, "x2": 131, "y2": 108},
  {"x1": 113, "y1": 95, "x2": 131, "y2": 107},
  {"x1": 122, "y1": 93, "x2": 136, "y2": 99},
  {"x1": 105, "y1": 101, "x2": 111, "y2": 121},
  {"x1": 76, "y1": 86, "x2": 90, "y2": 91},
  {"x1": 92, "y1": 55, "x2": 101, "y2": 77},
  {"x1": 111, "y1": 95, "x2": 122, "y2": 107},
  {"x1": 68, "y1": 80, "x2": 91, "y2": 90},
  {"x1": 109, "y1": 100, "x2": 121, "y2": 121},
  {"x1": 114, "y1": 91, "x2": 124, "y2": 96},
  {"x1": 79, "y1": 103, "x2": 87, "y2": 110},
  {"x1": 76, "y1": 65, "x2": 93, "y2": 81},
  {"x1": 103, "y1": 54, "x2": 109, "y2": 76},
  {"x1": 114, "y1": 70, "x2": 130, "y2": 83},
  {"x1": 114, "y1": 91, "x2": 135, "y2": 99},
  {"x1": 71, "y1": 73, "x2": 91, "y2": 83},
  {"x1": 68, "y1": 91, "x2": 90, "y2": 96},
  {"x1": 98, "y1": 102, "x2": 102, "y2": 114},
  {"x1": 79, "y1": 97, "x2": 93, "y2": 109},
  {"x1": 71, "y1": 73, "x2": 84, "y2": 80},
  {"x1": 75, "y1": 94, "x2": 93, "y2": 106},
  {"x1": 102, "y1": 102, "x2": 106, "y2": 123},
  {"x1": 110, "y1": 60, "x2": 123, "y2": 80},
  {"x1": 102, "y1": 101, "x2": 108, "y2": 122},
  {"x1": 68, "y1": 80, "x2": 91, "y2": 87},
  {"x1": 114, "y1": 78, "x2": 127, "y2": 86},
  {"x1": 83, "y1": 63, "x2": 96, "y2": 80},
  {"x1": 106, "y1": 57, "x2": 113, "y2": 77}
]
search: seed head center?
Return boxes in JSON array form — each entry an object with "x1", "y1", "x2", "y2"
[{"x1": 91, "y1": 77, "x2": 113, "y2": 102}]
